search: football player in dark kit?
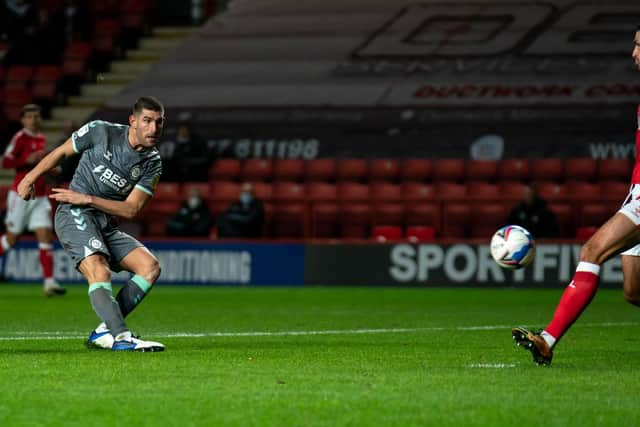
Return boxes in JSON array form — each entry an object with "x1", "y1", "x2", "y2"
[{"x1": 17, "y1": 96, "x2": 166, "y2": 352}]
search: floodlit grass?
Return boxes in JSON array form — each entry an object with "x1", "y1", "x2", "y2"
[{"x1": 0, "y1": 284, "x2": 639, "y2": 427}]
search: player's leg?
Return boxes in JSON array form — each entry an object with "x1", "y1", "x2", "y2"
[
  {"x1": 29, "y1": 196, "x2": 66, "y2": 296},
  {"x1": 114, "y1": 246, "x2": 161, "y2": 318},
  {"x1": 0, "y1": 190, "x2": 28, "y2": 257},
  {"x1": 622, "y1": 252, "x2": 640, "y2": 306},
  {"x1": 514, "y1": 210, "x2": 640, "y2": 364}
]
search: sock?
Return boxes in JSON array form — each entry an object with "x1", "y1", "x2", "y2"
[
  {"x1": 88, "y1": 282, "x2": 128, "y2": 337},
  {"x1": 545, "y1": 261, "x2": 600, "y2": 343},
  {"x1": 0, "y1": 235, "x2": 11, "y2": 256},
  {"x1": 39, "y1": 243, "x2": 54, "y2": 281},
  {"x1": 116, "y1": 275, "x2": 153, "y2": 318}
]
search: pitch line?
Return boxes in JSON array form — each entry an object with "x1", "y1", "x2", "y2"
[{"x1": 0, "y1": 321, "x2": 637, "y2": 341}]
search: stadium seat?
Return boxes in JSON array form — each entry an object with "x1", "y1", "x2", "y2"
[
  {"x1": 578, "y1": 203, "x2": 615, "y2": 228},
  {"x1": 372, "y1": 203, "x2": 404, "y2": 228},
  {"x1": 466, "y1": 182, "x2": 500, "y2": 200},
  {"x1": 400, "y1": 159, "x2": 432, "y2": 183},
  {"x1": 433, "y1": 159, "x2": 465, "y2": 182},
  {"x1": 211, "y1": 181, "x2": 241, "y2": 202},
  {"x1": 499, "y1": 182, "x2": 527, "y2": 201},
  {"x1": 337, "y1": 159, "x2": 368, "y2": 182},
  {"x1": 251, "y1": 182, "x2": 273, "y2": 202},
  {"x1": 575, "y1": 226, "x2": 598, "y2": 241},
  {"x1": 406, "y1": 225, "x2": 436, "y2": 242},
  {"x1": 465, "y1": 160, "x2": 497, "y2": 182},
  {"x1": 338, "y1": 182, "x2": 370, "y2": 202},
  {"x1": 548, "y1": 203, "x2": 574, "y2": 237},
  {"x1": 442, "y1": 203, "x2": 470, "y2": 238},
  {"x1": 5, "y1": 65, "x2": 34, "y2": 89},
  {"x1": 470, "y1": 203, "x2": 507, "y2": 238},
  {"x1": 369, "y1": 159, "x2": 400, "y2": 182},
  {"x1": 241, "y1": 159, "x2": 273, "y2": 182},
  {"x1": 311, "y1": 203, "x2": 339, "y2": 238},
  {"x1": 339, "y1": 203, "x2": 371, "y2": 239},
  {"x1": 435, "y1": 182, "x2": 467, "y2": 200},
  {"x1": 598, "y1": 158, "x2": 632, "y2": 182},
  {"x1": 531, "y1": 159, "x2": 563, "y2": 183},
  {"x1": 565, "y1": 158, "x2": 596, "y2": 182},
  {"x1": 536, "y1": 182, "x2": 567, "y2": 202},
  {"x1": 405, "y1": 203, "x2": 440, "y2": 231},
  {"x1": 497, "y1": 159, "x2": 530, "y2": 182},
  {"x1": 182, "y1": 182, "x2": 211, "y2": 201},
  {"x1": 153, "y1": 182, "x2": 182, "y2": 203},
  {"x1": 599, "y1": 181, "x2": 629, "y2": 202},
  {"x1": 370, "y1": 182, "x2": 403, "y2": 203},
  {"x1": 273, "y1": 159, "x2": 305, "y2": 182},
  {"x1": 566, "y1": 181, "x2": 601, "y2": 201},
  {"x1": 371, "y1": 225, "x2": 403, "y2": 242},
  {"x1": 305, "y1": 159, "x2": 337, "y2": 182},
  {"x1": 272, "y1": 181, "x2": 305, "y2": 202},
  {"x1": 209, "y1": 159, "x2": 242, "y2": 181},
  {"x1": 402, "y1": 182, "x2": 436, "y2": 202},
  {"x1": 307, "y1": 182, "x2": 337, "y2": 201},
  {"x1": 271, "y1": 203, "x2": 306, "y2": 238}
]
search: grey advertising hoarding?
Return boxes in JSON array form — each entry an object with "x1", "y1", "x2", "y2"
[{"x1": 304, "y1": 243, "x2": 623, "y2": 288}]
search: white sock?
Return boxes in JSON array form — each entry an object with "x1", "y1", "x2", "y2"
[
  {"x1": 44, "y1": 277, "x2": 57, "y2": 287},
  {"x1": 1, "y1": 235, "x2": 11, "y2": 252},
  {"x1": 540, "y1": 330, "x2": 556, "y2": 348}
]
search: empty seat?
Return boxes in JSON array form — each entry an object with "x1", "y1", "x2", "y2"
[
  {"x1": 470, "y1": 203, "x2": 507, "y2": 238},
  {"x1": 251, "y1": 182, "x2": 273, "y2": 201},
  {"x1": 338, "y1": 182, "x2": 370, "y2": 202},
  {"x1": 372, "y1": 225, "x2": 403, "y2": 242},
  {"x1": 311, "y1": 203, "x2": 339, "y2": 238},
  {"x1": 465, "y1": 160, "x2": 497, "y2": 182},
  {"x1": 548, "y1": 203, "x2": 574, "y2": 237},
  {"x1": 531, "y1": 159, "x2": 563, "y2": 182},
  {"x1": 599, "y1": 181, "x2": 629, "y2": 202},
  {"x1": 406, "y1": 225, "x2": 436, "y2": 242},
  {"x1": 337, "y1": 159, "x2": 368, "y2": 182},
  {"x1": 182, "y1": 182, "x2": 211, "y2": 201},
  {"x1": 211, "y1": 181, "x2": 241, "y2": 202},
  {"x1": 339, "y1": 204, "x2": 371, "y2": 239},
  {"x1": 372, "y1": 203, "x2": 404, "y2": 227},
  {"x1": 209, "y1": 159, "x2": 242, "y2": 181},
  {"x1": 579, "y1": 203, "x2": 616, "y2": 228},
  {"x1": 598, "y1": 158, "x2": 632, "y2": 182},
  {"x1": 433, "y1": 159, "x2": 464, "y2": 182},
  {"x1": 402, "y1": 182, "x2": 436, "y2": 201},
  {"x1": 499, "y1": 182, "x2": 527, "y2": 201},
  {"x1": 565, "y1": 158, "x2": 596, "y2": 182},
  {"x1": 305, "y1": 159, "x2": 337, "y2": 182},
  {"x1": 401, "y1": 159, "x2": 432, "y2": 182},
  {"x1": 435, "y1": 182, "x2": 467, "y2": 200},
  {"x1": 153, "y1": 182, "x2": 182, "y2": 202},
  {"x1": 5, "y1": 65, "x2": 34, "y2": 89},
  {"x1": 271, "y1": 203, "x2": 306, "y2": 238},
  {"x1": 405, "y1": 203, "x2": 440, "y2": 230},
  {"x1": 442, "y1": 203, "x2": 470, "y2": 238},
  {"x1": 466, "y1": 182, "x2": 500, "y2": 200},
  {"x1": 272, "y1": 182, "x2": 305, "y2": 202},
  {"x1": 370, "y1": 182, "x2": 403, "y2": 203},
  {"x1": 273, "y1": 159, "x2": 305, "y2": 182},
  {"x1": 307, "y1": 182, "x2": 337, "y2": 202},
  {"x1": 537, "y1": 182, "x2": 567, "y2": 202},
  {"x1": 241, "y1": 159, "x2": 273, "y2": 182},
  {"x1": 566, "y1": 181, "x2": 601, "y2": 201},
  {"x1": 369, "y1": 159, "x2": 400, "y2": 182},
  {"x1": 497, "y1": 159, "x2": 530, "y2": 182}
]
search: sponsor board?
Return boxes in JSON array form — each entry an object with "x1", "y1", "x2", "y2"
[
  {"x1": 304, "y1": 243, "x2": 622, "y2": 287},
  {"x1": 1, "y1": 241, "x2": 304, "y2": 286}
]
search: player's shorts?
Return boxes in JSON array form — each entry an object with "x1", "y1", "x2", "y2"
[
  {"x1": 619, "y1": 183, "x2": 640, "y2": 256},
  {"x1": 54, "y1": 203, "x2": 143, "y2": 271},
  {"x1": 5, "y1": 190, "x2": 53, "y2": 233}
]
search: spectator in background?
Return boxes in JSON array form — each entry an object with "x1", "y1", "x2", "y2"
[
  {"x1": 2, "y1": 0, "x2": 39, "y2": 65},
  {"x1": 217, "y1": 182, "x2": 265, "y2": 238},
  {"x1": 165, "y1": 187, "x2": 213, "y2": 237},
  {"x1": 507, "y1": 184, "x2": 558, "y2": 239},
  {"x1": 50, "y1": 0, "x2": 91, "y2": 45},
  {"x1": 159, "y1": 113, "x2": 210, "y2": 181}
]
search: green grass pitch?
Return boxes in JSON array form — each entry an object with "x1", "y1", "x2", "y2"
[{"x1": 0, "y1": 284, "x2": 639, "y2": 427}]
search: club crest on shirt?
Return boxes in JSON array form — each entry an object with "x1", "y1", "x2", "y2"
[
  {"x1": 88, "y1": 237, "x2": 103, "y2": 249},
  {"x1": 130, "y1": 166, "x2": 141, "y2": 179}
]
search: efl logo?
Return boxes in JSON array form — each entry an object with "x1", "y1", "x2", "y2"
[{"x1": 355, "y1": 3, "x2": 640, "y2": 58}]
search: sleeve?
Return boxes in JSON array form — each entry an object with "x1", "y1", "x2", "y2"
[
  {"x1": 135, "y1": 157, "x2": 163, "y2": 196},
  {"x1": 71, "y1": 121, "x2": 103, "y2": 153},
  {"x1": 2, "y1": 133, "x2": 29, "y2": 169}
]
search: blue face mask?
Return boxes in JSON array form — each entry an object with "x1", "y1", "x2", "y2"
[{"x1": 240, "y1": 192, "x2": 253, "y2": 205}]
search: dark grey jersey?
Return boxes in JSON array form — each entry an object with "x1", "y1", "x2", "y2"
[{"x1": 70, "y1": 120, "x2": 162, "y2": 202}]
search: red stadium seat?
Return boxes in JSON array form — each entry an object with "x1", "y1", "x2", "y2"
[
  {"x1": 578, "y1": 203, "x2": 616, "y2": 228},
  {"x1": 465, "y1": 160, "x2": 497, "y2": 182},
  {"x1": 182, "y1": 182, "x2": 211, "y2": 201},
  {"x1": 307, "y1": 182, "x2": 337, "y2": 201},
  {"x1": 433, "y1": 159, "x2": 464, "y2": 182},
  {"x1": 305, "y1": 159, "x2": 337, "y2": 182},
  {"x1": 371, "y1": 225, "x2": 403, "y2": 242},
  {"x1": 370, "y1": 182, "x2": 402, "y2": 203},
  {"x1": 575, "y1": 226, "x2": 598, "y2": 241},
  {"x1": 271, "y1": 203, "x2": 306, "y2": 238},
  {"x1": 536, "y1": 182, "x2": 567, "y2": 202},
  {"x1": 272, "y1": 182, "x2": 305, "y2": 202},
  {"x1": 273, "y1": 159, "x2": 305, "y2": 182},
  {"x1": 442, "y1": 203, "x2": 470, "y2": 238},
  {"x1": 337, "y1": 159, "x2": 368, "y2": 182},
  {"x1": 470, "y1": 203, "x2": 507, "y2": 238},
  {"x1": 153, "y1": 182, "x2": 182, "y2": 202},
  {"x1": 209, "y1": 159, "x2": 242, "y2": 181},
  {"x1": 599, "y1": 181, "x2": 629, "y2": 202},
  {"x1": 435, "y1": 182, "x2": 467, "y2": 200},
  {"x1": 338, "y1": 182, "x2": 370, "y2": 202},
  {"x1": 211, "y1": 181, "x2": 241, "y2": 202},
  {"x1": 311, "y1": 203, "x2": 339, "y2": 238},
  {"x1": 372, "y1": 203, "x2": 404, "y2": 227},
  {"x1": 400, "y1": 159, "x2": 432, "y2": 183},
  {"x1": 241, "y1": 159, "x2": 273, "y2": 182},
  {"x1": 369, "y1": 159, "x2": 400, "y2": 182},
  {"x1": 565, "y1": 158, "x2": 596, "y2": 182},
  {"x1": 531, "y1": 159, "x2": 563, "y2": 182},
  {"x1": 566, "y1": 181, "x2": 601, "y2": 201},
  {"x1": 402, "y1": 182, "x2": 436, "y2": 202},
  {"x1": 406, "y1": 225, "x2": 436, "y2": 242},
  {"x1": 340, "y1": 204, "x2": 371, "y2": 239},
  {"x1": 5, "y1": 65, "x2": 34, "y2": 89},
  {"x1": 251, "y1": 182, "x2": 273, "y2": 202},
  {"x1": 548, "y1": 203, "x2": 574, "y2": 237},
  {"x1": 466, "y1": 182, "x2": 500, "y2": 200},
  {"x1": 498, "y1": 159, "x2": 530, "y2": 182},
  {"x1": 405, "y1": 203, "x2": 440, "y2": 230},
  {"x1": 598, "y1": 158, "x2": 632, "y2": 182},
  {"x1": 499, "y1": 182, "x2": 527, "y2": 201}
]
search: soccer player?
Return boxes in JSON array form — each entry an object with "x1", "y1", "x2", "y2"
[
  {"x1": 16, "y1": 96, "x2": 166, "y2": 352},
  {"x1": 512, "y1": 27, "x2": 640, "y2": 365},
  {"x1": 1, "y1": 104, "x2": 66, "y2": 297}
]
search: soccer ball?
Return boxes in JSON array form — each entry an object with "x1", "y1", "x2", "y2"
[{"x1": 490, "y1": 225, "x2": 535, "y2": 269}]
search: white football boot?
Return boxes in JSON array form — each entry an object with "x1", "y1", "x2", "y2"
[
  {"x1": 111, "y1": 331, "x2": 165, "y2": 352},
  {"x1": 86, "y1": 322, "x2": 115, "y2": 350}
]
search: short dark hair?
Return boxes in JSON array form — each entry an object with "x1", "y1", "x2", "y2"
[
  {"x1": 21, "y1": 104, "x2": 41, "y2": 116},
  {"x1": 132, "y1": 96, "x2": 164, "y2": 115}
]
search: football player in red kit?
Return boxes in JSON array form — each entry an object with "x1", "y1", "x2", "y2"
[
  {"x1": 1, "y1": 104, "x2": 66, "y2": 296},
  {"x1": 512, "y1": 27, "x2": 640, "y2": 365}
]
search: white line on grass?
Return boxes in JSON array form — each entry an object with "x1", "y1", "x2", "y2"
[{"x1": 0, "y1": 321, "x2": 637, "y2": 341}]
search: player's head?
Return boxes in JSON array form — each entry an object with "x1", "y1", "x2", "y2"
[
  {"x1": 129, "y1": 96, "x2": 166, "y2": 150},
  {"x1": 20, "y1": 104, "x2": 42, "y2": 132},
  {"x1": 633, "y1": 26, "x2": 640, "y2": 70}
]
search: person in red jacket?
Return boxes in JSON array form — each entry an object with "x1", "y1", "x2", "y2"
[{"x1": 1, "y1": 104, "x2": 65, "y2": 296}]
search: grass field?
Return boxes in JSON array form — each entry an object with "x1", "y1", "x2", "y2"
[{"x1": 0, "y1": 284, "x2": 639, "y2": 427}]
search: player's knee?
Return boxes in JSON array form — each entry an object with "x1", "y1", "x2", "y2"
[
  {"x1": 139, "y1": 258, "x2": 161, "y2": 284},
  {"x1": 579, "y1": 240, "x2": 605, "y2": 264},
  {"x1": 623, "y1": 287, "x2": 640, "y2": 307}
]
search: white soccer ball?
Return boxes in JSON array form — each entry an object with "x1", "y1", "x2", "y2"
[{"x1": 490, "y1": 225, "x2": 535, "y2": 270}]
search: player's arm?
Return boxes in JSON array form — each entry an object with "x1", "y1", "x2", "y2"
[
  {"x1": 16, "y1": 138, "x2": 76, "y2": 199},
  {"x1": 49, "y1": 187, "x2": 151, "y2": 220}
]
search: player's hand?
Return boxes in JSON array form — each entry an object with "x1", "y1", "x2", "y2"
[
  {"x1": 49, "y1": 188, "x2": 92, "y2": 205},
  {"x1": 26, "y1": 151, "x2": 46, "y2": 165},
  {"x1": 16, "y1": 177, "x2": 35, "y2": 200}
]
